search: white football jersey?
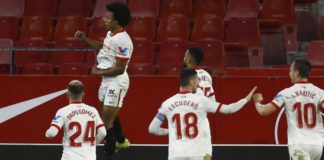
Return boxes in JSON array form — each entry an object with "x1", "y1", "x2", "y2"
[
  {"x1": 50, "y1": 102, "x2": 105, "y2": 160},
  {"x1": 194, "y1": 68, "x2": 216, "y2": 101},
  {"x1": 97, "y1": 29, "x2": 133, "y2": 85},
  {"x1": 271, "y1": 82, "x2": 324, "y2": 145},
  {"x1": 158, "y1": 92, "x2": 222, "y2": 159}
]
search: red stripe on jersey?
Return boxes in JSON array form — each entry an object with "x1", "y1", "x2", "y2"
[
  {"x1": 270, "y1": 102, "x2": 281, "y2": 109},
  {"x1": 179, "y1": 91, "x2": 191, "y2": 94},
  {"x1": 216, "y1": 103, "x2": 223, "y2": 113},
  {"x1": 116, "y1": 56, "x2": 129, "y2": 62},
  {"x1": 295, "y1": 81, "x2": 309, "y2": 84},
  {"x1": 71, "y1": 101, "x2": 82, "y2": 104},
  {"x1": 51, "y1": 124, "x2": 61, "y2": 131},
  {"x1": 96, "y1": 124, "x2": 105, "y2": 132},
  {"x1": 207, "y1": 92, "x2": 215, "y2": 97},
  {"x1": 116, "y1": 89, "x2": 122, "y2": 107},
  {"x1": 111, "y1": 28, "x2": 125, "y2": 36}
]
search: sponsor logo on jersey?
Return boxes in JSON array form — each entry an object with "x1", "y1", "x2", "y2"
[{"x1": 118, "y1": 47, "x2": 128, "y2": 56}]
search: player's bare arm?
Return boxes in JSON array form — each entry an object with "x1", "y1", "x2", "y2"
[
  {"x1": 253, "y1": 93, "x2": 278, "y2": 116},
  {"x1": 75, "y1": 30, "x2": 103, "y2": 52},
  {"x1": 91, "y1": 59, "x2": 127, "y2": 76}
]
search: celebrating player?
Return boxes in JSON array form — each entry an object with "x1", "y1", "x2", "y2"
[
  {"x1": 45, "y1": 80, "x2": 106, "y2": 160},
  {"x1": 149, "y1": 69, "x2": 257, "y2": 160},
  {"x1": 253, "y1": 58, "x2": 324, "y2": 160}
]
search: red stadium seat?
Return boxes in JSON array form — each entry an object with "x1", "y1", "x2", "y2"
[
  {"x1": 54, "y1": 16, "x2": 88, "y2": 41},
  {"x1": 295, "y1": 0, "x2": 318, "y2": 4},
  {"x1": 158, "y1": 40, "x2": 189, "y2": 65},
  {"x1": 307, "y1": 41, "x2": 324, "y2": 66},
  {"x1": 22, "y1": 63, "x2": 54, "y2": 75},
  {"x1": 191, "y1": 16, "x2": 224, "y2": 42},
  {"x1": 19, "y1": 16, "x2": 53, "y2": 41},
  {"x1": 0, "y1": 0, "x2": 25, "y2": 17},
  {"x1": 58, "y1": 0, "x2": 93, "y2": 17},
  {"x1": 0, "y1": 17, "x2": 19, "y2": 40},
  {"x1": 128, "y1": 0, "x2": 160, "y2": 17},
  {"x1": 260, "y1": 0, "x2": 295, "y2": 25},
  {"x1": 158, "y1": 64, "x2": 182, "y2": 75},
  {"x1": 127, "y1": 63, "x2": 156, "y2": 75},
  {"x1": 93, "y1": 0, "x2": 127, "y2": 17},
  {"x1": 224, "y1": 17, "x2": 260, "y2": 48},
  {"x1": 25, "y1": 0, "x2": 58, "y2": 16},
  {"x1": 57, "y1": 63, "x2": 90, "y2": 75},
  {"x1": 132, "y1": 40, "x2": 155, "y2": 64},
  {"x1": 50, "y1": 40, "x2": 86, "y2": 65},
  {"x1": 282, "y1": 24, "x2": 298, "y2": 53},
  {"x1": 14, "y1": 40, "x2": 50, "y2": 69},
  {"x1": 296, "y1": 11, "x2": 319, "y2": 41},
  {"x1": 0, "y1": 64, "x2": 11, "y2": 74},
  {"x1": 192, "y1": 0, "x2": 226, "y2": 19},
  {"x1": 225, "y1": 47, "x2": 264, "y2": 67},
  {"x1": 194, "y1": 41, "x2": 225, "y2": 70},
  {"x1": 0, "y1": 39, "x2": 13, "y2": 65},
  {"x1": 225, "y1": 0, "x2": 259, "y2": 20},
  {"x1": 126, "y1": 17, "x2": 156, "y2": 41},
  {"x1": 160, "y1": 0, "x2": 192, "y2": 17},
  {"x1": 157, "y1": 16, "x2": 190, "y2": 41},
  {"x1": 89, "y1": 17, "x2": 107, "y2": 41},
  {"x1": 320, "y1": 17, "x2": 324, "y2": 40}
]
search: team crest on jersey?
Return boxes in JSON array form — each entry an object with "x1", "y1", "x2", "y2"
[{"x1": 118, "y1": 47, "x2": 128, "y2": 56}]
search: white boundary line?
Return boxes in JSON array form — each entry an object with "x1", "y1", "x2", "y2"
[{"x1": 0, "y1": 143, "x2": 288, "y2": 147}]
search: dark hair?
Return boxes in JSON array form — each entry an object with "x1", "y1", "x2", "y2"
[
  {"x1": 293, "y1": 58, "x2": 312, "y2": 78},
  {"x1": 180, "y1": 69, "x2": 197, "y2": 87},
  {"x1": 106, "y1": 2, "x2": 131, "y2": 27},
  {"x1": 188, "y1": 47, "x2": 204, "y2": 65},
  {"x1": 68, "y1": 81, "x2": 84, "y2": 97}
]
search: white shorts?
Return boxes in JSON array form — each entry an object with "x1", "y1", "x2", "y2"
[
  {"x1": 289, "y1": 144, "x2": 323, "y2": 160},
  {"x1": 169, "y1": 157, "x2": 204, "y2": 160},
  {"x1": 98, "y1": 82, "x2": 129, "y2": 108}
]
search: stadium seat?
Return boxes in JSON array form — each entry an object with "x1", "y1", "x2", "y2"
[
  {"x1": 158, "y1": 40, "x2": 189, "y2": 65},
  {"x1": 296, "y1": 11, "x2": 319, "y2": 41},
  {"x1": 320, "y1": 17, "x2": 324, "y2": 40},
  {"x1": 89, "y1": 17, "x2": 107, "y2": 41},
  {"x1": 50, "y1": 40, "x2": 86, "y2": 65},
  {"x1": 57, "y1": 63, "x2": 90, "y2": 75},
  {"x1": 157, "y1": 64, "x2": 182, "y2": 75},
  {"x1": 128, "y1": 0, "x2": 160, "y2": 17},
  {"x1": 0, "y1": 17, "x2": 19, "y2": 40},
  {"x1": 157, "y1": 16, "x2": 190, "y2": 41},
  {"x1": 93, "y1": 0, "x2": 127, "y2": 17},
  {"x1": 192, "y1": 0, "x2": 226, "y2": 19},
  {"x1": 132, "y1": 40, "x2": 155, "y2": 64},
  {"x1": 282, "y1": 24, "x2": 298, "y2": 53},
  {"x1": 160, "y1": 0, "x2": 192, "y2": 17},
  {"x1": 191, "y1": 16, "x2": 224, "y2": 42},
  {"x1": 295, "y1": 0, "x2": 318, "y2": 4},
  {"x1": 19, "y1": 16, "x2": 53, "y2": 41},
  {"x1": 194, "y1": 41, "x2": 225, "y2": 70},
  {"x1": 224, "y1": 17, "x2": 260, "y2": 48},
  {"x1": 307, "y1": 41, "x2": 324, "y2": 66},
  {"x1": 14, "y1": 40, "x2": 50, "y2": 69},
  {"x1": 260, "y1": 0, "x2": 295, "y2": 25},
  {"x1": 0, "y1": 39, "x2": 13, "y2": 65},
  {"x1": 54, "y1": 16, "x2": 88, "y2": 41},
  {"x1": 0, "y1": 64, "x2": 10, "y2": 74},
  {"x1": 58, "y1": 0, "x2": 93, "y2": 17},
  {"x1": 225, "y1": 47, "x2": 264, "y2": 67},
  {"x1": 127, "y1": 63, "x2": 156, "y2": 75},
  {"x1": 24, "y1": 0, "x2": 58, "y2": 16},
  {"x1": 0, "y1": 0, "x2": 24, "y2": 17},
  {"x1": 126, "y1": 17, "x2": 156, "y2": 41},
  {"x1": 21, "y1": 63, "x2": 54, "y2": 75},
  {"x1": 225, "y1": 0, "x2": 259, "y2": 20}
]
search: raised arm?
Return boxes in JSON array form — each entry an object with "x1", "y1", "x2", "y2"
[
  {"x1": 75, "y1": 30, "x2": 103, "y2": 52},
  {"x1": 253, "y1": 93, "x2": 278, "y2": 116}
]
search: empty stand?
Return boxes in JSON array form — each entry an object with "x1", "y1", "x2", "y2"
[
  {"x1": 20, "y1": 16, "x2": 53, "y2": 41},
  {"x1": 127, "y1": 63, "x2": 156, "y2": 75},
  {"x1": 296, "y1": 11, "x2": 319, "y2": 41},
  {"x1": 127, "y1": 17, "x2": 156, "y2": 41},
  {"x1": 224, "y1": 67, "x2": 289, "y2": 77},
  {"x1": 0, "y1": 64, "x2": 10, "y2": 74},
  {"x1": 22, "y1": 63, "x2": 54, "y2": 75},
  {"x1": 320, "y1": 17, "x2": 324, "y2": 40},
  {"x1": 93, "y1": 0, "x2": 127, "y2": 17},
  {"x1": 0, "y1": 0, "x2": 24, "y2": 17},
  {"x1": 160, "y1": 0, "x2": 192, "y2": 17},
  {"x1": 194, "y1": 41, "x2": 225, "y2": 70},
  {"x1": 225, "y1": 0, "x2": 259, "y2": 20},
  {"x1": 89, "y1": 17, "x2": 107, "y2": 41},
  {"x1": 158, "y1": 40, "x2": 189, "y2": 64},
  {"x1": 128, "y1": 0, "x2": 160, "y2": 17},
  {"x1": 0, "y1": 17, "x2": 19, "y2": 40},
  {"x1": 50, "y1": 40, "x2": 86, "y2": 65},
  {"x1": 192, "y1": 0, "x2": 226, "y2": 18},
  {"x1": 307, "y1": 41, "x2": 324, "y2": 66},
  {"x1": 157, "y1": 16, "x2": 190, "y2": 41},
  {"x1": 260, "y1": 0, "x2": 295, "y2": 25},
  {"x1": 158, "y1": 64, "x2": 182, "y2": 75},
  {"x1": 225, "y1": 47, "x2": 264, "y2": 67},
  {"x1": 191, "y1": 16, "x2": 224, "y2": 42},
  {"x1": 58, "y1": 0, "x2": 93, "y2": 17},
  {"x1": 282, "y1": 24, "x2": 298, "y2": 53},
  {"x1": 0, "y1": 39, "x2": 13, "y2": 65},
  {"x1": 24, "y1": 0, "x2": 58, "y2": 16},
  {"x1": 57, "y1": 63, "x2": 90, "y2": 75},
  {"x1": 54, "y1": 16, "x2": 87, "y2": 41},
  {"x1": 132, "y1": 40, "x2": 155, "y2": 64}
]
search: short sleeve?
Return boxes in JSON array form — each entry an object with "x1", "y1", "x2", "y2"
[
  {"x1": 271, "y1": 90, "x2": 285, "y2": 109},
  {"x1": 50, "y1": 109, "x2": 64, "y2": 130},
  {"x1": 115, "y1": 39, "x2": 132, "y2": 62}
]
